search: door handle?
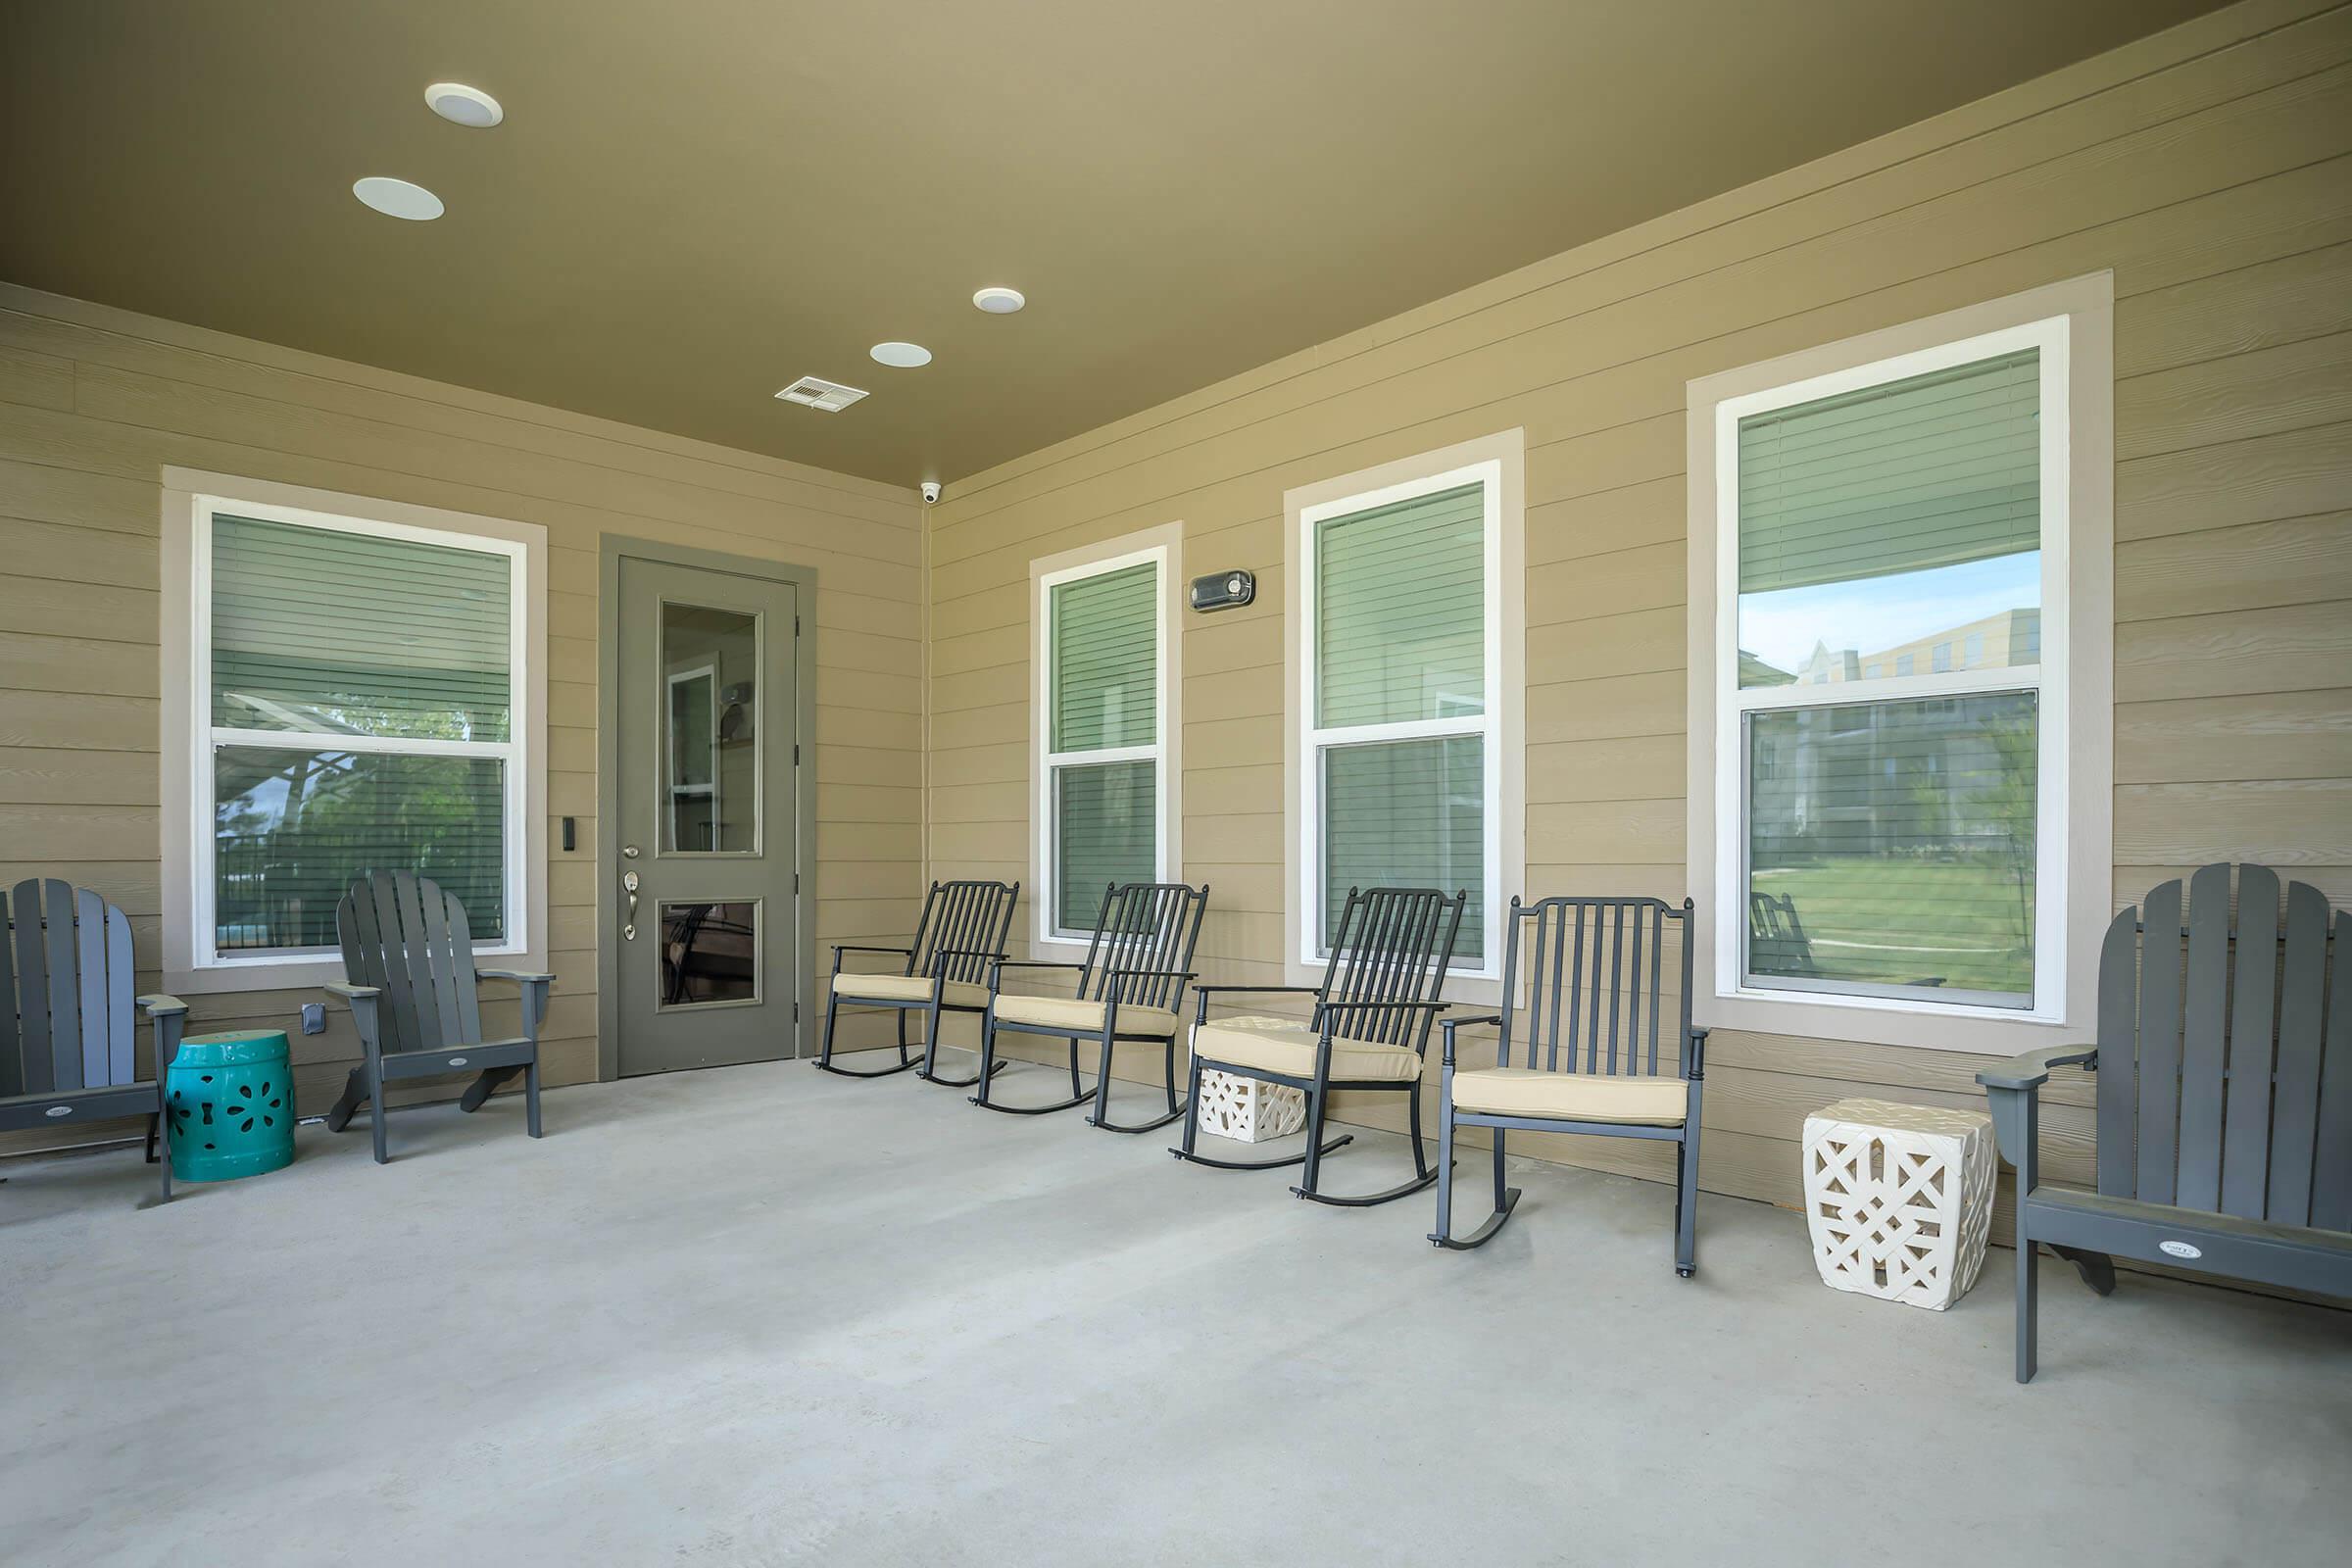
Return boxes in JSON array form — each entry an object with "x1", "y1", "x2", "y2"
[{"x1": 622, "y1": 868, "x2": 640, "y2": 941}]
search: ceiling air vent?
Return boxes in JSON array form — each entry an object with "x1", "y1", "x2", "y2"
[{"x1": 775, "y1": 375, "x2": 869, "y2": 412}]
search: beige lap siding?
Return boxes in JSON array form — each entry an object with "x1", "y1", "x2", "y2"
[
  {"x1": 921, "y1": 0, "x2": 2352, "y2": 1228},
  {"x1": 0, "y1": 284, "x2": 923, "y2": 1152}
]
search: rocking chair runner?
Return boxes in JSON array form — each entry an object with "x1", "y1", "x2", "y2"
[
  {"x1": 323, "y1": 870, "x2": 552, "y2": 1164},
  {"x1": 816, "y1": 878, "x2": 1019, "y2": 1084},
  {"x1": 1, "y1": 879, "x2": 187, "y2": 1202},
  {"x1": 1431, "y1": 896, "x2": 1706, "y2": 1275},
  {"x1": 1173, "y1": 885, "x2": 1466, "y2": 1205},
  {"x1": 973, "y1": 880, "x2": 1208, "y2": 1131}
]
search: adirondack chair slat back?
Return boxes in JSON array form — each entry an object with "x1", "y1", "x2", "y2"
[
  {"x1": 2, "y1": 879, "x2": 138, "y2": 1096},
  {"x1": 337, "y1": 870, "x2": 484, "y2": 1055},
  {"x1": 1493, "y1": 896, "x2": 1694, "y2": 1078},
  {"x1": 1318, "y1": 886, "x2": 1468, "y2": 1048},
  {"x1": 908, "y1": 879, "x2": 1020, "y2": 989},
  {"x1": 2097, "y1": 863, "x2": 2351, "y2": 1231},
  {"x1": 1074, "y1": 882, "x2": 1208, "y2": 1013}
]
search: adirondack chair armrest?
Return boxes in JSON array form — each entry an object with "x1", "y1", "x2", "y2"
[
  {"x1": 1439, "y1": 1011, "x2": 1504, "y2": 1066},
  {"x1": 1191, "y1": 983, "x2": 1320, "y2": 1024},
  {"x1": 137, "y1": 993, "x2": 190, "y2": 1075},
  {"x1": 475, "y1": 970, "x2": 554, "y2": 1043},
  {"x1": 324, "y1": 981, "x2": 382, "y2": 1002},
  {"x1": 1976, "y1": 1044, "x2": 2098, "y2": 1093}
]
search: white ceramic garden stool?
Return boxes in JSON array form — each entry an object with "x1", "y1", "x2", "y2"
[
  {"x1": 1802, "y1": 1098, "x2": 1996, "y2": 1311},
  {"x1": 1193, "y1": 1067, "x2": 1305, "y2": 1143}
]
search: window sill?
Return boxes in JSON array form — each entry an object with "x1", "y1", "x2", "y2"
[
  {"x1": 168, "y1": 946, "x2": 534, "y2": 997},
  {"x1": 1697, "y1": 985, "x2": 2082, "y2": 1056}
]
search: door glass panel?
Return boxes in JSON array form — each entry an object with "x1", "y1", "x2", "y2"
[
  {"x1": 661, "y1": 602, "x2": 758, "y2": 853},
  {"x1": 659, "y1": 900, "x2": 760, "y2": 1006}
]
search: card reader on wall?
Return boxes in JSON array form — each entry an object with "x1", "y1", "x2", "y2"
[{"x1": 1190, "y1": 569, "x2": 1254, "y2": 612}]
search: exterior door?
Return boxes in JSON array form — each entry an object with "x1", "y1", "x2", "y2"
[{"x1": 613, "y1": 556, "x2": 800, "y2": 1074}]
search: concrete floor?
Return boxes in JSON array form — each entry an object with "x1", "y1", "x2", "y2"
[{"x1": 3, "y1": 1061, "x2": 2347, "y2": 1567}]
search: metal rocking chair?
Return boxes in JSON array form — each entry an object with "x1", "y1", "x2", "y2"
[
  {"x1": 323, "y1": 870, "x2": 552, "y2": 1164},
  {"x1": 1173, "y1": 885, "x2": 1466, "y2": 1205},
  {"x1": 1431, "y1": 896, "x2": 1707, "y2": 1275},
  {"x1": 973, "y1": 880, "x2": 1208, "y2": 1131},
  {"x1": 816, "y1": 878, "x2": 1019, "y2": 1084}
]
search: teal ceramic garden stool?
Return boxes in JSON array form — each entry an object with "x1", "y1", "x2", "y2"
[{"x1": 165, "y1": 1030, "x2": 296, "y2": 1181}]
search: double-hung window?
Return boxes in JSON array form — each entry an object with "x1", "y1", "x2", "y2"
[
  {"x1": 1690, "y1": 279, "x2": 2113, "y2": 1049},
  {"x1": 1292, "y1": 439, "x2": 1518, "y2": 977},
  {"x1": 172, "y1": 484, "x2": 538, "y2": 978},
  {"x1": 1035, "y1": 537, "x2": 1173, "y2": 941}
]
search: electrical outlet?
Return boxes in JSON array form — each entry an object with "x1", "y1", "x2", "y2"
[{"x1": 301, "y1": 1003, "x2": 326, "y2": 1035}]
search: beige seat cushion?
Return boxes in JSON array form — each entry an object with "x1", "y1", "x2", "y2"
[
  {"x1": 831, "y1": 971, "x2": 988, "y2": 1009},
  {"x1": 1194, "y1": 1014, "x2": 1422, "y2": 1084},
  {"x1": 993, "y1": 992, "x2": 1180, "y2": 1038},
  {"x1": 1449, "y1": 1066, "x2": 1689, "y2": 1125}
]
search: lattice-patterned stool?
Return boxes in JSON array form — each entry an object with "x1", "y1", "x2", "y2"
[
  {"x1": 1802, "y1": 1098, "x2": 1995, "y2": 1311},
  {"x1": 1193, "y1": 1068, "x2": 1305, "y2": 1144}
]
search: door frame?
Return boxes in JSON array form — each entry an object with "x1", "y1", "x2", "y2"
[{"x1": 597, "y1": 536, "x2": 819, "y2": 1079}]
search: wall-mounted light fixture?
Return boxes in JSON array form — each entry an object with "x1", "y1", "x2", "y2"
[{"x1": 1190, "y1": 569, "x2": 1255, "y2": 612}]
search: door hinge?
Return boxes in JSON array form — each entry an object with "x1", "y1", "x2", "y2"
[
  {"x1": 793, "y1": 744, "x2": 801, "y2": 766},
  {"x1": 793, "y1": 1003, "x2": 801, "y2": 1022},
  {"x1": 794, "y1": 614, "x2": 801, "y2": 636},
  {"x1": 793, "y1": 871, "x2": 801, "y2": 895}
]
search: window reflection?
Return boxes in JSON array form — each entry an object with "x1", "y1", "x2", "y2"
[{"x1": 660, "y1": 901, "x2": 759, "y2": 1006}]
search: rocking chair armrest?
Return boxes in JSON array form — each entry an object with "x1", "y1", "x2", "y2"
[
  {"x1": 134, "y1": 993, "x2": 188, "y2": 1018},
  {"x1": 929, "y1": 946, "x2": 1007, "y2": 971},
  {"x1": 831, "y1": 944, "x2": 914, "y2": 973},
  {"x1": 1438, "y1": 1011, "x2": 1504, "y2": 1066},
  {"x1": 1193, "y1": 983, "x2": 1321, "y2": 1024},
  {"x1": 988, "y1": 957, "x2": 1086, "y2": 993},
  {"x1": 1976, "y1": 1044, "x2": 2098, "y2": 1094},
  {"x1": 1103, "y1": 969, "x2": 1196, "y2": 1013}
]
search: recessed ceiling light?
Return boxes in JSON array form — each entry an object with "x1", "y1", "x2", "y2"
[
  {"x1": 425, "y1": 82, "x2": 505, "y2": 127},
  {"x1": 352, "y1": 176, "x2": 444, "y2": 220},
  {"x1": 869, "y1": 341, "x2": 932, "y2": 368},
  {"x1": 973, "y1": 286, "x2": 1026, "y2": 314}
]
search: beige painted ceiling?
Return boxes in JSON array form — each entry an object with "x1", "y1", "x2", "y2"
[{"x1": 1, "y1": 0, "x2": 2227, "y2": 488}]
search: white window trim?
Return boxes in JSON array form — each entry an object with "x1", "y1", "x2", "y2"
[
  {"x1": 1685, "y1": 274, "x2": 2115, "y2": 1054},
  {"x1": 1284, "y1": 430, "x2": 1526, "y2": 995},
  {"x1": 1028, "y1": 523, "x2": 1182, "y2": 953},
  {"x1": 160, "y1": 469, "x2": 549, "y2": 994}
]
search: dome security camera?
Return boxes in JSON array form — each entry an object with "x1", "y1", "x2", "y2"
[{"x1": 921, "y1": 481, "x2": 942, "y2": 504}]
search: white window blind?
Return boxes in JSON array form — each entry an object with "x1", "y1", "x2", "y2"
[
  {"x1": 1303, "y1": 473, "x2": 1494, "y2": 965},
  {"x1": 203, "y1": 509, "x2": 522, "y2": 960},
  {"x1": 1043, "y1": 556, "x2": 1162, "y2": 934}
]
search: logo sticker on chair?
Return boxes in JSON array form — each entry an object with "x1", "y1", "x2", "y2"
[
  {"x1": 45, "y1": 1104, "x2": 72, "y2": 1117},
  {"x1": 2159, "y1": 1240, "x2": 2203, "y2": 1260},
  {"x1": 449, "y1": 1055, "x2": 468, "y2": 1067}
]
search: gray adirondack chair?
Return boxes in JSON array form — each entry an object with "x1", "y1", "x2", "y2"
[
  {"x1": 323, "y1": 870, "x2": 552, "y2": 1164},
  {"x1": 1, "y1": 878, "x2": 188, "y2": 1201},
  {"x1": 1980, "y1": 863, "x2": 2352, "y2": 1383}
]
